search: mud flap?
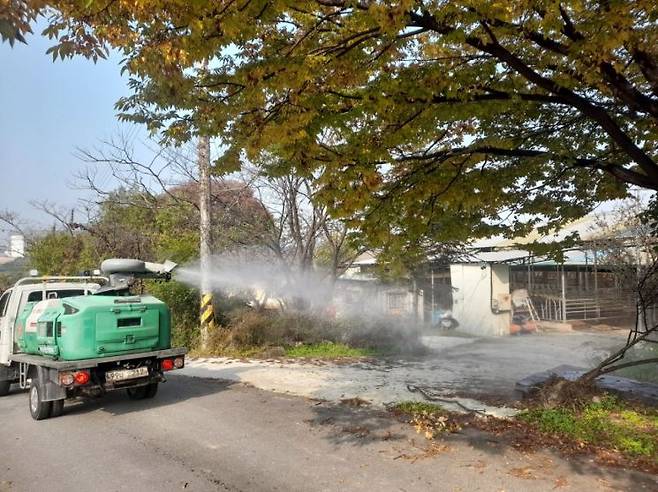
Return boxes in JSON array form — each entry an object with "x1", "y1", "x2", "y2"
[
  {"x1": 0, "y1": 364, "x2": 19, "y2": 383},
  {"x1": 35, "y1": 366, "x2": 66, "y2": 402}
]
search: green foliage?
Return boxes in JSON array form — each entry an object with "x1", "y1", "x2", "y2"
[
  {"x1": 24, "y1": 184, "x2": 268, "y2": 351},
  {"x1": 146, "y1": 280, "x2": 199, "y2": 349},
  {"x1": 284, "y1": 342, "x2": 374, "y2": 359},
  {"x1": 153, "y1": 203, "x2": 199, "y2": 263},
  {"x1": 519, "y1": 395, "x2": 658, "y2": 458},
  {"x1": 19, "y1": 1, "x2": 658, "y2": 262},
  {"x1": 28, "y1": 232, "x2": 98, "y2": 275},
  {"x1": 0, "y1": 257, "x2": 29, "y2": 290}
]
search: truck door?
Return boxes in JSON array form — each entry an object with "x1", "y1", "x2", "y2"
[{"x1": 0, "y1": 289, "x2": 13, "y2": 365}]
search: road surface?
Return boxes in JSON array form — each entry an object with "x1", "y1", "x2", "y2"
[{"x1": 0, "y1": 375, "x2": 654, "y2": 491}]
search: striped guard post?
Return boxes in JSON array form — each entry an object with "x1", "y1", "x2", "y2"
[{"x1": 200, "y1": 293, "x2": 215, "y2": 328}]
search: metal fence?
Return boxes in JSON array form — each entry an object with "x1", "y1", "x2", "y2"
[{"x1": 533, "y1": 291, "x2": 635, "y2": 322}]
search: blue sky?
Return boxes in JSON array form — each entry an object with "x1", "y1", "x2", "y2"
[{"x1": 0, "y1": 24, "x2": 141, "y2": 234}]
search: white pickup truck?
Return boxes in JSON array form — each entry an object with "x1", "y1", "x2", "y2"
[{"x1": 0, "y1": 269, "x2": 186, "y2": 420}]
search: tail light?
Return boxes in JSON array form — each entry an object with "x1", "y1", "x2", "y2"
[
  {"x1": 74, "y1": 371, "x2": 90, "y2": 385},
  {"x1": 161, "y1": 359, "x2": 174, "y2": 371},
  {"x1": 173, "y1": 357, "x2": 184, "y2": 369},
  {"x1": 59, "y1": 372, "x2": 74, "y2": 386}
]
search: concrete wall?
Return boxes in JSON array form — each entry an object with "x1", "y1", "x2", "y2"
[{"x1": 450, "y1": 263, "x2": 511, "y2": 336}]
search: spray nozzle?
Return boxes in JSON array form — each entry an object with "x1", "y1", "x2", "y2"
[{"x1": 100, "y1": 258, "x2": 178, "y2": 288}]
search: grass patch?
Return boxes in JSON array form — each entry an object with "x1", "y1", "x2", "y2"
[
  {"x1": 284, "y1": 342, "x2": 375, "y2": 359},
  {"x1": 392, "y1": 401, "x2": 446, "y2": 416},
  {"x1": 519, "y1": 395, "x2": 658, "y2": 458},
  {"x1": 189, "y1": 346, "x2": 266, "y2": 359}
]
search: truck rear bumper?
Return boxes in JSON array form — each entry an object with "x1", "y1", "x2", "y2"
[
  {"x1": 9, "y1": 347, "x2": 187, "y2": 371},
  {"x1": 9, "y1": 348, "x2": 186, "y2": 401}
]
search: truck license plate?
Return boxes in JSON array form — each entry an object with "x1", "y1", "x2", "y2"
[{"x1": 106, "y1": 366, "x2": 149, "y2": 382}]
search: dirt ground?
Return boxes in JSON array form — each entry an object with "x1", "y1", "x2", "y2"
[{"x1": 180, "y1": 331, "x2": 627, "y2": 413}]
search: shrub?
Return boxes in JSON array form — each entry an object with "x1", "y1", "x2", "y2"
[
  {"x1": 146, "y1": 280, "x2": 199, "y2": 349},
  {"x1": 203, "y1": 308, "x2": 424, "y2": 357}
]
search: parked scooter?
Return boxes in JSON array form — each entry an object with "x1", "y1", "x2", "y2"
[{"x1": 433, "y1": 309, "x2": 459, "y2": 330}]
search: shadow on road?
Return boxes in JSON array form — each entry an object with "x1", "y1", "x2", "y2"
[
  {"x1": 5, "y1": 374, "x2": 237, "y2": 418},
  {"x1": 304, "y1": 399, "x2": 655, "y2": 488},
  {"x1": 305, "y1": 403, "x2": 408, "y2": 447},
  {"x1": 65, "y1": 375, "x2": 236, "y2": 417}
]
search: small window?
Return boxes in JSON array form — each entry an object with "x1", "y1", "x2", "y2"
[
  {"x1": 0, "y1": 290, "x2": 10, "y2": 317},
  {"x1": 63, "y1": 303, "x2": 79, "y2": 315},
  {"x1": 27, "y1": 291, "x2": 44, "y2": 302}
]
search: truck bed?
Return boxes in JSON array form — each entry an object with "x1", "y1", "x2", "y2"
[{"x1": 9, "y1": 347, "x2": 187, "y2": 371}]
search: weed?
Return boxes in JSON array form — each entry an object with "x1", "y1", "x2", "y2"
[
  {"x1": 392, "y1": 401, "x2": 446, "y2": 416},
  {"x1": 519, "y1": 394, "x2": 658, "y2": 459},
  {"x1": 284, "y1": 342, "x2": 374, "y2": 358}
]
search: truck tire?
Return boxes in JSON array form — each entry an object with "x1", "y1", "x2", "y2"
[
  {"x1": 126, "y1": 385, "x2": 147, "y2": 400},
  {"x1": 51, "y1": 399, "x2": 65, "y2": 418},
  {"x1": 29, "y1": 382, "x2": 52, "y2": 420},
  {"x1": 127, "y1": 382, "x2": 158, "y2": 400},
  {"x1": 143, "y1": 382, "x2": 158, "y2": 399},
  {"x1": 0, "y1": 380, "x2": 10, "y2": 397}
]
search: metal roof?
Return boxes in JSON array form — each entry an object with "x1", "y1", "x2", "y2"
[{"x1": 454, "y1": 249, "x2": 531, "y2": 264}]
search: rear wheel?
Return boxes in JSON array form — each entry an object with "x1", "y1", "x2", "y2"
[
  {"x1": 29, "y1": 382, "x2": 52, "y2": 420},
  {"x1": 127, "y1": 382, "x2": 158, "y2": 400},
  {"x1": 50, "y1": 399, "x2": 65, "y2": 418},
  {"x1": 0, "y1": 380, "x2": 10, "y2": 397},
  {"x1": 126, "y1": 385, "x2": 147, "y2": 400},
  {"x1": 143, "y1": 382, "x2": 158, "y2": 399}
]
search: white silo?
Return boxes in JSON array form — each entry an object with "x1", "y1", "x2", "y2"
[{"x1": 8, "y1": 234, "x2": 25, "y2": 258}]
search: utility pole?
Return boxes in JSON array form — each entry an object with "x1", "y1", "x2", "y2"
[{"x1": 198, "y1": 134, "x2": 215, "y2": 350}]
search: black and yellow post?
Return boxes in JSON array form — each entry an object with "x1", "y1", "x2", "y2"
[{"x1": 200, "y1": 293, "x2": 215, "y2": 335}]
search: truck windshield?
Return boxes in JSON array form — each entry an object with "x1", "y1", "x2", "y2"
[{"x1": 26, "y1": 290, "x2": 86, "y2": 303}]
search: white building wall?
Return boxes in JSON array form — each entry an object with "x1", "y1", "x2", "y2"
[{"x1": 450, "y1": 263, "x2": 511, "y2": 336}]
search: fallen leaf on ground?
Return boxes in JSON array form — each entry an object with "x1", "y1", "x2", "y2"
[
  {"x1": 553, "y1": 476, "x2": 568, "y2": 489},
  {"x1": 508, "y1": 467, "x2": 536, "y2": 480},
  {"x1": 340, "y1": 397, "x2": 371, "y2": 407}
]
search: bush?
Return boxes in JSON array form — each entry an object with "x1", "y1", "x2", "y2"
[
  {"x1": 204, "y1": 308, "x2": 425, "y2": 357},
  {"x1": 146, "y1": 280, "x2": 199, "y2": 349},
  {"x1": 206, "y1": 309, "x2": 339, "y2": 352}
]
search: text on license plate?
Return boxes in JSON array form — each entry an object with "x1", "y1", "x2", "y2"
[{"x1": 106, "y1": 366, "x2": 149, "y2": 382}]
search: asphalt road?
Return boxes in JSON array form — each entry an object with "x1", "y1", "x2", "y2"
[{"x1": 0, "y1": 375, "x2": 655, "y2": 492}]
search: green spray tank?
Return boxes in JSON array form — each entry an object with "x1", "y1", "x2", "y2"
[{"x1": 15, "y1": 259, "x2": 178, "y2": 361}]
